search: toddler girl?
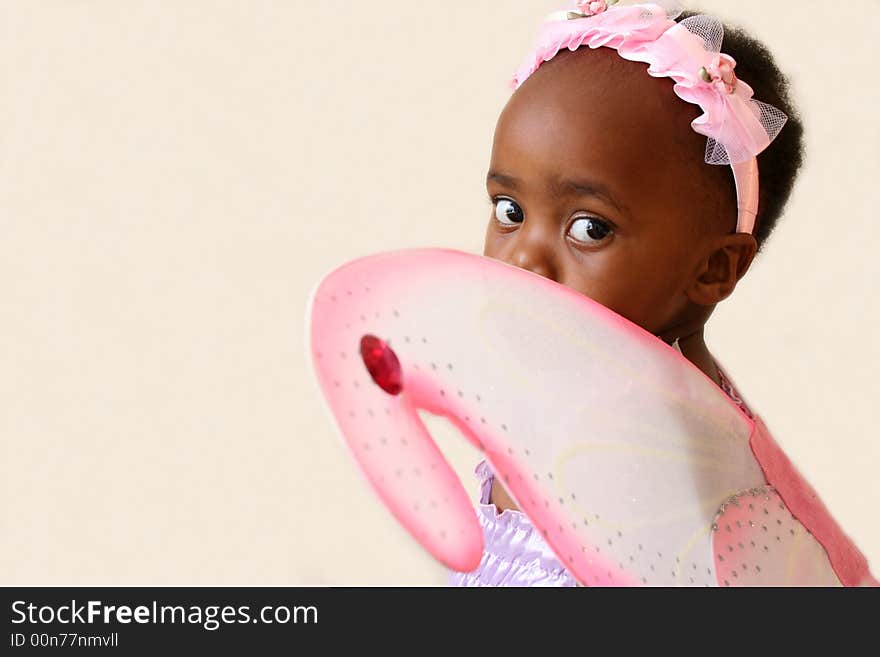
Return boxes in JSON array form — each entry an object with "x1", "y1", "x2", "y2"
[{"x1": 448, "y1": 1, "x2": 873, "y2": 586}]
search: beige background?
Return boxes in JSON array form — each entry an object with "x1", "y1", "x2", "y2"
[{"x1": 0, "y1": 0, "x2": 877, "y2": 585}]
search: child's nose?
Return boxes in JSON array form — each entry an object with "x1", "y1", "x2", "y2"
[{"x1": 505, "y1": 220, "x2": 559, "y2": 282}]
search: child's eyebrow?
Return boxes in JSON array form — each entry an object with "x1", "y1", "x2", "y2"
[
  {"x1": 486, "y1": 171, "x2": 521, "y2": 190},
  {"x1": 486, "y1": 170, "x2": 629, "y2": 215}
]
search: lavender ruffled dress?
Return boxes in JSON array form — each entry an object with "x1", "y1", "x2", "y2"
[{"x1": 447, "y1": 350, "x2": 754, "y2": 587}]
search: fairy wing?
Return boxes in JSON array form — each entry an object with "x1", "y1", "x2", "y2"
[
  {"x1": 709, "y1": 486, "x2": 841, "y2": 587},
  {"x1": 306, "y1": 247, "x2": 842, "y2": 586}
]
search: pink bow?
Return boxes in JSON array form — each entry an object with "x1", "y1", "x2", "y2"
[
  {"x1": 575, "y1": 0, "x2": 610, "y2": 16},
  {"x1": 703, "y1": 53, "x2": 738, "y2": 95}
]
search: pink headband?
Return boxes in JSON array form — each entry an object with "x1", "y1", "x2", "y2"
[{"x1": 510, "y1": 0, "x2": 789, "y2": 235}]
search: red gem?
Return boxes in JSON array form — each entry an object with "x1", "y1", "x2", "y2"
[{"x1": 359, "y1": 334, "x2": 403, "y2": 396}]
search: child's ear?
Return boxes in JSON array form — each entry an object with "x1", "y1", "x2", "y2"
[{"x1": 686, "y1": 233, "x2": 758, "y2": 306}]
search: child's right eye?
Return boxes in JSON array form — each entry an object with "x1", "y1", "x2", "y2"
[{"x1": 493, "y1": 198, "x2": 524, "y2": 226}]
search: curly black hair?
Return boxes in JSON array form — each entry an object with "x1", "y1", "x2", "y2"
[{"x1": 677, "y1": 10, "x2": 805, "y2": 251}]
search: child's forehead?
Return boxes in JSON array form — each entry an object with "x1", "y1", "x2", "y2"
[
  {"x1": 497, "y1": 47, "x2": 701, "y2": 161},
  {"x1": 491, "y1": 47, "x2": 731, "y2": 233}
]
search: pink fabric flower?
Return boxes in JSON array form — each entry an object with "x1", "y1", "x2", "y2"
[
  {"x1": 705, "y1": 53, "x2": 738, "y2": 94},
  {"x1": 575, "y1": 0, "x2": 608, "y2": 16}
]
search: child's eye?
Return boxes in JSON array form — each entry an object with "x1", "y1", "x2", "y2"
[
  {"x1": 568, "y1": 216, "x2": 613, "y2": 244},
  {"x1": 493, "y1": 198, "x2": 524, "y2": 226}
]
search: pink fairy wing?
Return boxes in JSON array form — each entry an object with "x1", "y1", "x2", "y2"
[
  {"x1": 711, "y1": 487, "x2": 841, "y2": 587},
  {"x1": 306, "y1": 248, "x2": 859, "y2": 586}
]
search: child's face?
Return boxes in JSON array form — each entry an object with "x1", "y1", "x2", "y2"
[{"x1": 483, "y1": 47, "x2": 748, "y2": 339}]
